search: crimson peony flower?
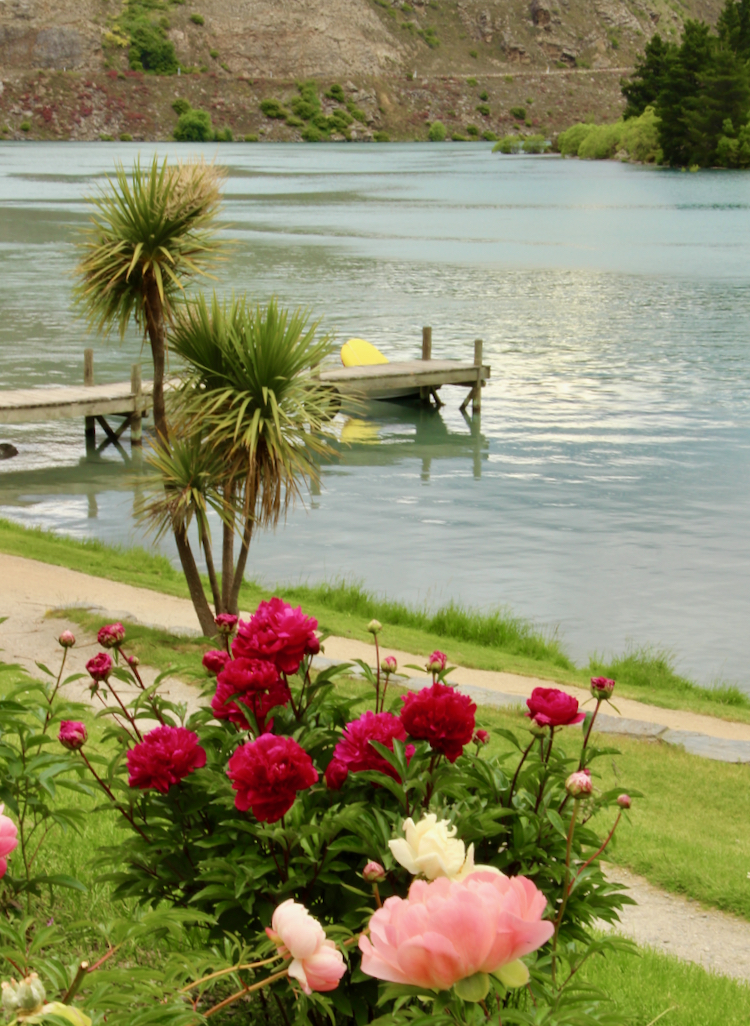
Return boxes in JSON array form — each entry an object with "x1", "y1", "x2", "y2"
[
  {"x1": 325, "y1": 711, "x2": 414, "y2": 790},
  {"x1": 525, "y1": 687, "x2": 585, "y2": 728},
  {"x1": 86, "y1": 651, "x2": 112, "y2": 682},
  {"x1": 58, "y1": 721, "x2": 87, "y2": 751},
  {"x1": 227, "y1": 734, "x2": 318, "y2": 821},
  {"x1": 97, "y1": 623, "x2": 125, "y2": 648},
  {"x1": 400, "y1": 683, "x2": 476, "y2": 763},
  {"x1": 202, "y1": 649, "x2": 231, "y2": 675},
  {"x1": 590, "y1": 676, "x2": 616, "y2": 701},
  {"x1": 217, "y1": 657, "x2": 280, "y2": 694},
  {"x1": 427, "y1": 650, "x2": 447, "y2": 673},
  {"x1": 126, "y1": 726, "x2": 207, "y2": 793},
  {"x1": 212, "y1": 675, "x2": 291, "y2": 733},
  {"x1": 232, "y1": 598, "x2": 319, "y2": 675}
]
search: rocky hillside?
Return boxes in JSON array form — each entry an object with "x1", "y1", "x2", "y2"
[{"x1": 0, "y1": 0, "x2": 726, "y2": 141}]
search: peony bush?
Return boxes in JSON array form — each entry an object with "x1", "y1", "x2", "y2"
[{"x1": 0, "y1": 603, "x2": 636, "y2": 1025}]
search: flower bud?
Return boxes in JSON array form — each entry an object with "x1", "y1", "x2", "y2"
[
  {"x1": 590, "y1": 676, "x2": 616, "y2": 701},
  {"x1": 363, "y1": 860, "x2": 386, "y2": 883},
  {"x1": 1, "y1": 974, "x2": 46, "y2": 1016},
  {"x1": 473, "y1": 729, "x2": 490, "y2": 745},
  {"x1": 58, "y1": 721, "x2": 87, "y2": 752},
  {"x1": 58, "y1": 630, "x2": 76, "y2": 649},
  {"x1": 367, "y1": 620, "x2": 382, "y2": 636},
  {"x1": 86, "y1": 651, "x2": 112, "y2": 683},
  {"x1": 617, "y1": 794, "x2": 632, "y2": 809},
  {"x1": 97, "y1": 622, "x2": 125, "y2": 648},
  {"x1": 215, "y1": 613, "x2": 239, "y2": 636},
  {"x1": 381, "y1": 656, "x2": 397, "y2": 676},
  {"x1": 565, "y1": 768, "x2": 593, "y2": 798},
  {"x1": 427, "y1": 650, "x2": 447, "y2": 673}
]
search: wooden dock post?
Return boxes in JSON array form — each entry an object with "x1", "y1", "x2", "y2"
[
  {"x1": 84, "y1": 348, "x2": 96, "y2": 452},
  {"x1": 420, "y1": 326, "x2": 432, "y2": 403},
  {"x1": 472, "y1": 339, "x2": 483, "y2": 415},
  {"x1": 130, "y1": 363, "x2": 143, "y2": 446}
]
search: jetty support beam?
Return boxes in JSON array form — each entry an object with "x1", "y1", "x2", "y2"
[
  {"x1": 420, "y1": 326, "x2": 432, "y2": 404},
  {"x1": 84, "y1": 348, "x2": 96, "y2": 453}
]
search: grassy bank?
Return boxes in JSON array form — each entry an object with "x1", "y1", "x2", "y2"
[
  {"x1": 2, "y1": 656, "x2": 749, "y2": 1025},
  {"x1": 1, "y1": 516, "x2": 748, "y2": 722}
]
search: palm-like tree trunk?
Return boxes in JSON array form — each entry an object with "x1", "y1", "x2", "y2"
[
  {"x1": 144, "y1": 276, "x2": 169, "y2": 446},
  {"x1": 221, "y1": 482, "x2": 235, "y2": 612},
  {"x1": 174, "y1": 527, "x2": 216, "y2": 637}
]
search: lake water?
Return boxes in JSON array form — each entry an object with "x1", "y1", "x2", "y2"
[{"x1": 1, "y1": 142, "x2": 750, "y2": 689}]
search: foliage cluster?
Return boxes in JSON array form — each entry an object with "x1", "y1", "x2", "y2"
[
  {"x1": 259, "y1": 82, "x2": 368, "y2": 141},
  {"x1": 0, "y1": 616, "x2": 636, "y2": 1026},
  {"x1": 112, "y1": 0, "x2": 180, "y2": 75},
  {"x1": 493, "y1": 134, "x2": 552, "y2": 155},
  {"x1": 620, "y1": 0, "x2": 750, "y2": 165},
  {"x1": 556, "y1": 108, "x2": 661, "y2": 163},
  {"x1": 171, "y1": 101, "x2": 233, "y2": 142}
]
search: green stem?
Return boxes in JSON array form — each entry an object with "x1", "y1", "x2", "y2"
[{"x1": 551, "y1": 799, "x2": 579, "y2": 986}]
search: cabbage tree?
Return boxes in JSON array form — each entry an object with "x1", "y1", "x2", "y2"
[{"x1": 138, "y1": 294, "x2": 340, "y2": 629}]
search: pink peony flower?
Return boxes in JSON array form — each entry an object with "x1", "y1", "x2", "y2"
[
  {"x1": 324, "y1": 711, "x2": 414, "y2": 790},
  {"x1": 97, "y1": 623, "x2": 125, "y2": 648},
  {"x1": 525, "y1": 687, "x2": 585, "y2": 728},
  {"x1": 0, "y1": 804, "x2": 18, "y2": 880},
  {"x1": 359, "y1": 871, "x2": 553, "y2": 991},
  {"x1": 427, "y1": 651, "x2": 447, "y2": 673},
  {"x1": 212, "y1": 675, "x2": 291, "y2": 733},
  {"x1": 58, "y1": 630, "x2": 76, "y2": 649},
  {"x1": 86, "y1": 651, "x2": 112, "y2": 682},
  {"x1": 227, "y1": 734, "x2": 318, "y2": 821},
  {"x1": 590, "y1": 676, "x2": 616, "y2": 701},
  {"x1": 233, "y1": 598, "x2": 319, "y2": 675},
  {"x1": 267, "y1": 899, "x2": 346, "y2": 994},
  {"x1": 126, "y1": 726, "x2": 207, "y2": 793},
  {"x1": 58, "y1": 721, "x2": 87, "y2": 751},
  {"x1": 217, "y1": 657, "x2": 280, "y2": 694},
  {"x1": 202, "y1": 649, "x2": 232, "y2": 675},
  {"x1": 215, "y1": 613, "x2": 239, "y2": 635},
  {"x1": 565, "y1": 768, "x2": 593, "y2": 797},
  {"x1": 400, "y1": 683, "x2": 476, "y2": 763}
]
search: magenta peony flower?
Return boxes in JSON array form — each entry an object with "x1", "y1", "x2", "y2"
[
  {"x1": 202, "y1": 649, "x2": 232, "y2": 675},
  {"x1": 215, "y1": 613, "x2": 239, "y2": 635},
  {"x1": 97, "y1": 622, "x2": 125, "y2": 648},
  {"x1": 525, "y1": 687, "x2": 585, "y2": 728},
  {"x1": 232, "y1": 598, "x2": 319, "y2": 675},
  {"x1": 324, "y1": 711, "x2": 414, "y2": 790},
  {"x1": 227, "y1": 734, "x2": 318, "y2": 821},
  {"x1": 400, "y1": 683, "x2": 476, "y2": 763},
  {"x1": 58, "y1": 630, "x2": 76, "y2": 649},
  {"x1": 565, "y1": 768, "x2": 593, "y2": 797},
  {"x1": 86, "y1": 651, "x2": 112, "y2": 682},
  {"x1": 590, "y1": 676, "x2": 616, "y2": 700},
  {"x1": 217, "y1": 657, "x2": 280, "y2": 694},
  {"x1": 359, "y1": 871, "x2": 554, "y2": 991},
  {"x1": 0, "y1": 803, "x2": 18, "y2": 880},
  {"x1": 427, "y1": 650, "x2": 448, "y2": 673},
  {"x1": 126, "y1": 726, "x2": 207, "y2": 793},
  {"x1": 58, "y1": 721, "x2": 87, "y2": 751},
  {"x1": 266, "y1": 899, "x2": 346, "y2": 994},
  {"x1": 212, "y1": 675, "x2": 291, "y2": 733}
]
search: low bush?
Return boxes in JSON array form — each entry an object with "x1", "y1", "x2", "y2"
[
  {"x1": 466, "y1": 76, "x2": 477, "y2": 86},
  {"x1": 479, "y1": 89, "x2": 489, "y2": 101},
  {"x1": 492, "y1": 134, "x2": 552, "y2": 155},
  {"x1": 428, "y1": 119, "x2": 447, "y2": 141},
  {"x1": 557, "y1": 109, "x2": 661, "y2": 163},
  {"x1": 171, "y1": 97, "x2": 190, "y2": 115},
  {"x1": 244, "y1": 133, "x2": 259, "y2": 142},
  {"x1": 557, "y1": 121, "x2": 596, "y2": 155},
  {"x1": 419, "y1": 26, "x2": 439, "y2": 47},
  {"x1": 510, "y1": 105, "x2": 526, "y2": 120},
  {"x1": 119, "y1": 132, "x2": 133, "y2": 141},
  {"x1": 128, "y1": 18, "x2": 178, "y2": 75},
  {"x1": 190, "y1": 12, "x2": 204, "y2": 24},
  {"x1": 476, "y1": 103, "x2": 490, "y2": 116},
  {"x1": 20, "y1": 121, "x2": 31, "y2": 132},
  {"x1": 373, "y1": 130, "x2": 390, "y2": 142},
  {"x1": 469, "y1": 48, "x2": 478, "y2": 58},
  {"x1": 325, "y1": 83, "x2": 346, "y2": 103},
  {"x1": 214, "y1": 126, "x2": 233, "y2": 142},
  {"x1": 209, "y1": 48, "x2": 218, "y2": 58},
  {"x1": 173, "y1": 107, "x2": 213, "y2": 141},
  {"x1": 452, "y1": 133, "x2": 469, "y2": 141},
  {"x1": 260, "y1": 98, "x2": 287, "y2": 119},
  {"x1": 483, "y1": 130, "x2": 498, "y2": 141}
]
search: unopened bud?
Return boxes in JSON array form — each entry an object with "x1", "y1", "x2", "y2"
[
  {"x1": 127, "y1": 655, "x2": 140, "y2": 668},
  {"x1": 367, "y1": 620, "x2": 382, "y2": 636},
  {"x1": 381, "y1": 656, "x2": 397, "y2": 676},
  {"x1": 214, "y1": 613, "x2": 238, "y2": 636},
  {"x1": 363, "y1": 861, "x2": 386, "y2": 883},
  {"x1": 590, "y1": 676, "x2": 616, "y2": 701},
  {"x1": 427, "y1": 650, "x2": 447, "y2": 673},
  {"x1": 617, "y1": 794, "x2": 632, "y2": 809},
  {"x1": 58, "y1": 721, "x2": 87, "y2": 752},
  {"x1": 1, "y1": 973, "x2": 46, "y2": 1016},
  {"x1": 565, "y1": 768, "x2": 593, "y2": 798},
  {"x1": 474, "y1": 729, "x2": 490, "y2": 745},
  {"x1": 58, "y1": 630, "x2": 76, "y2": 649},
  {"x1": 97, "y1": 623, "x2": 125, "y2": 649}
]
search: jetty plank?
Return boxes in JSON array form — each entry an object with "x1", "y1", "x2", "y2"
[
  {"x1": 319, "y1": 359, "x2": 490, "y2": 396},
  {"x1": 0, "y1": 382, "x2": 153, "y2": 426}
]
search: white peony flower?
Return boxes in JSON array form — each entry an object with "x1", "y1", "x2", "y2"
[{"x1": 388, "y1": 813, "x2": 501, "y2": 881}]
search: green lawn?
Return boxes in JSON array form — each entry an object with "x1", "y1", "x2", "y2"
[{"x1": 1, "y1": 517, "x2": 749, "y2": 722}]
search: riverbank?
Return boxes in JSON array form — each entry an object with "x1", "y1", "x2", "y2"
[{"x1": 1, "y1": 517, "x2": 747, "y2": 723}]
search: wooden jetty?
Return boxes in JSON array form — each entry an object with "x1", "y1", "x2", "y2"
[{"x1": 0, "y1": 329, "x2": 489, "y2": 449}]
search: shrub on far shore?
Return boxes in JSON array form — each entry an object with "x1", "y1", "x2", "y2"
[
  {"x1": 558, "y1": 108, "x2": 661, "y2": 163},
  {"x1": 173, "y1": 107, "x2": 213, "y2": 141},
  {"x1": 428, "y1": 120, "x2": 446, "y2": 141}
]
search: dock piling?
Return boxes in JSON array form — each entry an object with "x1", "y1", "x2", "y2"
[
  {"x1": 84, "y1": 348, "x2": 96, "y2": 451},
  {"x1": 420, "y1": 326, "x2": 432, "y2": 403},
  {"x1": 130, "y1": 363, "x2": 143, "y2": 446},
  {"x1": 473, "y1": 339, "x2": 483, "y2": 415}
]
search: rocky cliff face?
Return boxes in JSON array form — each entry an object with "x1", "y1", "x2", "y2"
[{"x1": 0, "y1": 0, "x2": 726, "y2": 141}]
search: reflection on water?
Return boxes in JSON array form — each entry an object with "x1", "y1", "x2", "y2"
[{"x1": 2, "y1": 144, "x2": 750, "y2": 688}]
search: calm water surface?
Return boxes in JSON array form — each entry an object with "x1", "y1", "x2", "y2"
[{"x1": 1, "y1": 143, "x2": 749, "y2": 688}]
